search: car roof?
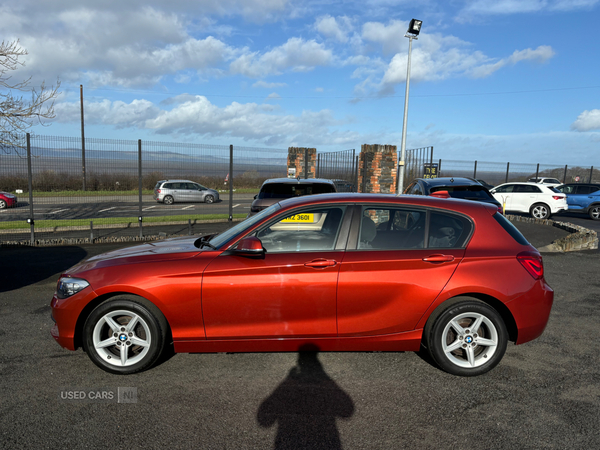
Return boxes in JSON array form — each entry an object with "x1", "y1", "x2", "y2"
[
  {"x1": 261, "y1": 177, "x2": 335, "y2": 186},
  {"x1": 159, "y1": 179, "x2": 196, "y2": 183},
  {"x1": 412, "y1": 177, "x2": 483, "y2": 188},
  {"x1": 273, "y1": 192, "x2": 497, "y2": 215}
]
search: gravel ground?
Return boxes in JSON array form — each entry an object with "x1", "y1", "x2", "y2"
[{"x1": 1, "y1": 224, "x2": 599, "y2": 449}]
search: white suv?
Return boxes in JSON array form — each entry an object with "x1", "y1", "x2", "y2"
[{"x1": 491, "y1": 182, "x2": 567, "y2": 219}]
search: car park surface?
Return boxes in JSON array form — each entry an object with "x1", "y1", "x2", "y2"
[
  {"x1": 50, "y1": 193, "x2": 552, "y2": 377},
  {"x1": 0, "y1": 221, "x2": 598, "y2": 449}
]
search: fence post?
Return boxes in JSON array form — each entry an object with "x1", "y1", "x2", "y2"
[
  {"x1": 505, "y1": 162, "x2": 510, "y2": 184},
  {"x1": 354, "y1": 155, "x2": 359, "y2": 192},
  {"x1": 590, "y1": 166, "x2": 594, "y2": 183},
  {"x1": 438, "y1": 159, "x2": 442, "y2": 177},
  {"x1": 563, "y1": 165, "x2": 568, "y2": 184},
  {"x1": 26, "y1": 133, "x2": 35, "y2": 245},
  {"x1": 138, "y1": 139, "x2": 143, "y2": 239},
  {"x1": 535, "y1": 163, "x2": 539, "y2": 180},
  {"x1": 229, "y1": 145, "x2": 233, "y2": 223},
  {"x1": 316, "y1": 153, "x2": 320, "y2": 178},
  {"x1": 473, "y1": 161, "x2": 478, "y2": 179},
  {"x1": 304, "y1": 148, "x2": 309, "y2": 179},
  {"x1": 80, "y1": 84, "x2": 87, "y2": 191}
]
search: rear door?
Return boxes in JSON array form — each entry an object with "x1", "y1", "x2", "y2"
[{"x1": 337, "y1": 205, "x2": 472, "y2": 335}]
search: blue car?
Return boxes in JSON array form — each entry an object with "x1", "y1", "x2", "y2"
[{"x1": 555, "y1": 183, "x2": 600, "y2": 220}]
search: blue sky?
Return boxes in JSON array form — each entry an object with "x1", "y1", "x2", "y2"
[{"x1": 3, "y1": 0, "x2": 600, "y2": 165}]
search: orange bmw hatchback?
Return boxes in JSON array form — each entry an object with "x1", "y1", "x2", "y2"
[{"x1": 51, "y1": 194, "x2": 553, "y2": 376}]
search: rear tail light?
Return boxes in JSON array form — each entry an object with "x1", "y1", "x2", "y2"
[
  {"x1": 552, "y1": 195, "x2": 564, "y2": 200},
  {"x1": 517, "y1": 251, "x2": 544, "y2": 280},
  {"x1": 157, "y1": 189, "x2": 161, "y2": 193}
]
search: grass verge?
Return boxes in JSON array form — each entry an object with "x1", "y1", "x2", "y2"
[{"x1": 0, "y1": 214, "x2": 247, "y2": 230}]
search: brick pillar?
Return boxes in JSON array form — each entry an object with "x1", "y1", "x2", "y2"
[
  {"x1": 287, "y1": 147, "x2": 317, "y2": 178},
  {"x1": 357, "y1": 144, "x2": 397, "y2": 193}
]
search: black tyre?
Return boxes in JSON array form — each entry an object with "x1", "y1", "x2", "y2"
[
  {"x1": 0, "y1": 200, "x2": 6, "y2": 209},
  {"x1": 163, "y1": 195, "x2": 174, "y2": 205},
  {"x1": 82, "y1": 296, "x2": 168, "y2": 375},
  {"x1": 588, "y1": 205, "x2": 600, "y2": 220},
  {"x1": 424, "y1": 298, "x2": 508, "y2": 377},
  {"x1": 204, "y1": 195, "x2": 214, "y2": 204},
  {"x1": 530, "y1": 203, "x2": 550, "y2": 220}
]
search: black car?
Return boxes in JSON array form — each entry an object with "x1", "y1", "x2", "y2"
[{"x1": 403, "y1": 177, "x2": 502, "y2": 212}]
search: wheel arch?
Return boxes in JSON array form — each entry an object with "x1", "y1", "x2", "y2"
[
  {"x1": 585, "y1": 202, "x2": 600, "y2": 212},
  {"x1": 74, "y1": 292, "x2": 172, "y2": 350},
  {"x1": 423, "y1": 293, "x2": 518, "y2": 345}
]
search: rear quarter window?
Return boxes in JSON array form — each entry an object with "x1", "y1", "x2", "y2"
[{"x1": 493, "y1": 213, "x2": 530, "y2": 245}]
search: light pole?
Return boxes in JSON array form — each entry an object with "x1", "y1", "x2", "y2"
[{"x1": 397, "y1": 19, "x2": 422, "y2": 195}]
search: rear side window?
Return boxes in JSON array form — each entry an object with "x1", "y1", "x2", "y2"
[
  {"x1": 431, "y1": 186, "x2": 492, "y2": 200},
  {"x1": 258, "y1": 183, "x2": 335, "y2": 199},
  {"x1": 493, "y1": 213, "x2": 530, "y2": 245}
]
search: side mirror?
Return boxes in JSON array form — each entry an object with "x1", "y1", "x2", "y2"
[
  {"x1": 253, "y1": 194, "x2": 258, "y2": 199},
  {"x1": 235, "y1": 236, "x2": 265, "y2": 256}
]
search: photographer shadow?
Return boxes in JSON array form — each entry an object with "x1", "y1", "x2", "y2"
[{"x1": 257, "y1": 344, "x2": 354, "y2": 450}]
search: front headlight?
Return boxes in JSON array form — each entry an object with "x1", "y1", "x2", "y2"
[{"x1": 57, "y1": 277, "x2": 90, "y2": 299}]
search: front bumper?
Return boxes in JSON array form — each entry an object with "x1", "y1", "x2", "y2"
[{"x1": 50, "y1": 287, "x2": 98, "y2": 351}]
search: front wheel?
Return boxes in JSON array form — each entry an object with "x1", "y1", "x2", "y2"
[
  {"x1": 0, "y1": 200, "x2": 6, "y2": 209},
  {"x1": 530, "y1": 203, "x2": 551, "y2": 220},
  {"x1": 204, "y1": 195, "x2": 214, "y2": 204},
  {"x1": 424, "y1": 299, "x2": 508, "y2": 376},
  {"x1": 588, "y1": 205, "x2": 600, "y2": 220},
  {"x1": 82, "y1": 296, "x2": 168, "y2": 374}
]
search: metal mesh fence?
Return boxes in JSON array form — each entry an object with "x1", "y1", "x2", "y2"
[
  {"x1": 0, "y1": 134, "x2": 288, "y2": 245},
  {"x1": 316, "y1": 149, "x2": 357, "y2": 191}
]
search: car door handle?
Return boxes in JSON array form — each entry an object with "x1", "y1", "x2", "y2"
[
  {"x1": 422, "y1": 254, "x2": 455, "y2": 263},
  {"x1": 305, "y1": 259, "x2": 337, "y2": 268}
]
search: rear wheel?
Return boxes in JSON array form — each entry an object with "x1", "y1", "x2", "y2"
[
  {"x1": 424, "y1": 298, "x2": 508, "y2": 376},
  {"x1": 589, "y1": 205, "x2": 600, "y2": 220},
  {"x1": 82, "y1": 296, "x2": 168, "y2": 374},
  {"x1": 204, "y1": 195, "x2": 214, "y2": 204},
  {"x1": 163, "y1": 195, "x2": 174, "y2": 205},
  {"x1": 530, "y1": 203, "x2": 550, "y2": 220}
]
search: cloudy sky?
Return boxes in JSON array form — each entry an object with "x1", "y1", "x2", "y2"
[{"x1": 3, "y1": 0, "x2": 600, "y2": 164}]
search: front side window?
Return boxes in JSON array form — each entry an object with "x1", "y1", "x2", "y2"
[{"x1": 255, "y1": 206, "x2": 347, "y2": 253}]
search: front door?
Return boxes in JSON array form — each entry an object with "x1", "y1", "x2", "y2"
[{"x1": 201, "y1": 205, "x2": 349, "y2": 339}]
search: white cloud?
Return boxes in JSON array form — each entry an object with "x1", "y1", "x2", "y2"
[
  {"x1": 358, "y1": 21, "x2": 555, "y2": 95},
  {"x1": 267, "y1": 92, "x2": 281, "y2": 99},
  {"x1": 252, "y1": 81, "x2": 288, "y2": 88},
  {"x1": 571, "y1": 109, "x2": 600, "y2": 131},
  {"x1": 459, "y1": 0, "x2": 598, "y2": 17},
  {"x1": 314, "y1": 15, "x2": 353, "y2": 43},
  {"x1": 230, "y1": 38, "x2": 333, "y2": 78},
  {"x1": 53, "y1": 96, "x2": 359, "y2": 147}
]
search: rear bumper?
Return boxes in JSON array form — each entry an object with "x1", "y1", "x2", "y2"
[{"x1": 507, "y1": 278, "x2": 554, "y2": 345}]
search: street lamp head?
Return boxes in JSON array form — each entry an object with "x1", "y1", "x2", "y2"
[{"x1": 407, "y1": 19, "x2": 423, "y2": 36}]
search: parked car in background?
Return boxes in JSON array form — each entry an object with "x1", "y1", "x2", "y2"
[
  {"x1": 248, "y1": 177, "x2": 336, "y2": 216},
  {"x1": 154, "y1": 180, "x2": 219, "y2": 205},
  {"x1": 555, "y1": 183, "x2": 600, "y2": 220},
  {"x1": 490, "y1": 182, "x2": 567, "y2": 219},
  {"x1": 528, "y1": 177, "x2": 562, "y2": 187},
  {"x1": 0, "y1": 191, "x2": 17, "y2": 209},
  {"x1": 50, "y1": 193, "x2": 553, "y2": 377},
  {"x1": 403, "y1": 177, "x2": 502, "y2": 213}
]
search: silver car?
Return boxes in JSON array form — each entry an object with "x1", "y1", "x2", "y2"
[{"x1": 153, "y1": 180, "x2": 219, "y2": 205}]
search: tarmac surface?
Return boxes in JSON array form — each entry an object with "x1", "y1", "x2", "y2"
[{"x1": 1, "y1": 220, "x2": 599, "y2": 449}]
